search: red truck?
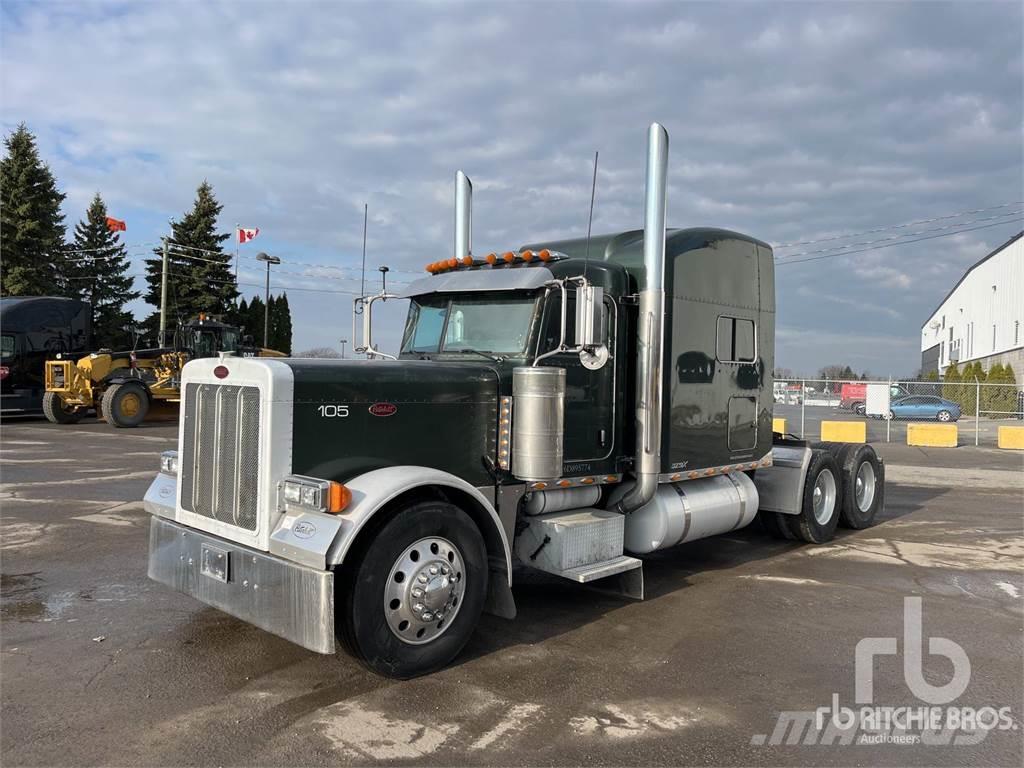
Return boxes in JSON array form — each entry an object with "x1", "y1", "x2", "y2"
[{"x1": 839, "y1": 382, "x2": 909, "y2": 414}]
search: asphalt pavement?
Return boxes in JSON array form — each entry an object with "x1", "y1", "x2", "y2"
[{"x1": 1, "y1": 416, "x2": 1022, "y2": 766}]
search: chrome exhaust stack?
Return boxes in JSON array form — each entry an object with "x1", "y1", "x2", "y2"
[
  {"x1": 454, "y1": 170, "x2": 473, "y2": 259},
  {"x1": 616, "y1": 122, "x2": 669, "y2": 515}
]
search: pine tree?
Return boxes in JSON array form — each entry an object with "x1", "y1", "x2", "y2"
[
  {"x1": 269, "y1": 292, "x2": 292, "y2": 354},
  {"x1": 143, "y1": 181, "x2": 236, "y2": 341},
  {"x1": 68, "y1": 194, "x2": 140, "y2": 348},
  {"x1": 1, "y1": 124, "x2": 67, "y2": 296},
  {"x1": 246, "y1": 294, "x2": 266, "y2": 344}
]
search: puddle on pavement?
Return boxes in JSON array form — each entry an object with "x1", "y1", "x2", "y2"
[{"x1": 0, "y1": 572, "x2": 140, "y2": 622}]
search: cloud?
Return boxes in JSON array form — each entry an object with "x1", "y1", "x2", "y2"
[{"x1": 0, "y1": 0, "x2": 1020, "y2": 375}]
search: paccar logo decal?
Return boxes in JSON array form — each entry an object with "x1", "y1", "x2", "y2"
[
  {"x1": 293, "y1": 521, "x2": 317, "y2": 539},
  {"x1": 369, "y1": 403, "x2": 398, "y2": 417}
]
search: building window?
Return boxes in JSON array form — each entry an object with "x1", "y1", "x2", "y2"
[
  {"x1": 940, "y1": 341, "x2": 945, "y2": 365},
  {"x1": 942, "y1": 315, "x2": 946, "y2": 329}
]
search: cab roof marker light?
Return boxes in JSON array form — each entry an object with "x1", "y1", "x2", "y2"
[{"x1": 502, "y1": 251, "x2": 516, "y2": 264}]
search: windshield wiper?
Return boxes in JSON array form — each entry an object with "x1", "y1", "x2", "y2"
[{"x1": 447, "y1": 349, "x2": 504, "y2": 363}]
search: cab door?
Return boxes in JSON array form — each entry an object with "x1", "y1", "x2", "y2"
[{"x1": 534, "y1": 289, "x2": 617, "y2": 475}]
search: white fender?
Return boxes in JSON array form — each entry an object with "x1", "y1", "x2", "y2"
[{"x1": 325, "y1": 465, "x2": 513, "y2": 585}]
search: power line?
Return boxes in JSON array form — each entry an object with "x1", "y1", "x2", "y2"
[
  {"x1": 773, "y1": 201, "x2": 1022, "y2": 248},
  {"x1": 776, "y1": 218, "x2": 1022, "y2": 267},
  {"x1": 776, "y1": 210, "x2": 1023, "y2": 261}
]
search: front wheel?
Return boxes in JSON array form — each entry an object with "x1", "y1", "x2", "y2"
[
  {"x1": 337, "y1": 500, "x2": 488, "y2": 678},
  {"x1": 854, "y1": 403, "x2": 866, "y2": 416},
  {"x1": 937, "y1": 410, "x2": 953, "y2": 422},
  {"x1": 42, "y1": 391, "x2": 83, "y2": 424},
  {"x1": 101, "y1": 382, "x2": 149, "y2": 427}
]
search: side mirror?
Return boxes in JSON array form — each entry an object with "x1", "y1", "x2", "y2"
[{"x1": 574, "y1": 284, "x2": 606, "y2": 349}]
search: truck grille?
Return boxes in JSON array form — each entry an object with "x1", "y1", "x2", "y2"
[{"x1": 180, "y1": 382, "x2": 261, "y2": 531}]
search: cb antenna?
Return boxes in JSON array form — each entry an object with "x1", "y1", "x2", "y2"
[
  {"x1": 359, "y1": 203, "x2": 368, "y2": 299},
  {"x1": 583, "y1": 150, "x2": 599, "y2": 279}
]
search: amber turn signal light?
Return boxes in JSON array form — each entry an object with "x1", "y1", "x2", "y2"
[{"x1": 327, "y1": 482, "x2": 352, "y2": 514}]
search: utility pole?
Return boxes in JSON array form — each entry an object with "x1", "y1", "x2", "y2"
[
  {"x1": 340, "y1": 339, "x2": 348, "y2": 359},
  {"x1": 256, "y1": 252, "x2": 280, "y2": 347},
  {"x1": 159, "y1": 239, "x2": 169, "y2": 346}
]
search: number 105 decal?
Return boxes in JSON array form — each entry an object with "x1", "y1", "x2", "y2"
[{"x1": 317, "y1": 404, "x2": 350, "y2": 418}]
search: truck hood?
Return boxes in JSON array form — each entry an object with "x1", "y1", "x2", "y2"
[{"x1": 285, "y1": 359, "x2": 501, "y2": 486}]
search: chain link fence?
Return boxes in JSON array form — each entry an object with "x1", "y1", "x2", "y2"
[{"x1": 773, "y1": 376, "x2": 1024, "y2": 448}]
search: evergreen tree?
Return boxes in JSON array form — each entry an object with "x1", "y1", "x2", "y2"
[
  {"x1": 269, "y1": 292, "x2": 292, "y2": 354},
  {"x1": 143, "y1": 181, "x2": 236, "y2": 341},
  {"x1": 246, "y1": 294, "x2": 266, "y2": 343},
  {"x1": 69, "y1": 194, "x2": 140, "y2": 348},
  {"x1": 1, "y1": 124, "x2": 67, "y2": 296}
]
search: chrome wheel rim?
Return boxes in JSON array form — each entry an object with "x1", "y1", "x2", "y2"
[
  {"x1": 938, "y1": 411, "x2": 951, "y2": 422},
  {"x1": 855, "y1": 461, "x2": 876, "y2": 512},
  {"x1": 385, "y1": 536, "x2": 465, "y2": 645},
  {"x1": 812, "y1": 468, "x2": 837, "y2": 525}
]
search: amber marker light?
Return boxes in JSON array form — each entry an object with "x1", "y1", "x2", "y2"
[
  {"x1": 461, "y1": 255, "x2": 473, "y2": 266},
  {"x1": 447, "y1": 258, "x2": 458, "y2": 268},
  {"x1": 327, "y1": 482, "x2": 352, "y2": 513},
  {"x1": 503, "y1": 251, "x2": 516, "y2": 264},
  {"x1": 538, "y1": 249, "x2": 552, "y2": 262},
  {"x1": 486, "y1": 253, "x2": 497, "y2": 265},
  {"x1": 521, "y1": 250, "x2": 534, "y2": 262},
  {"x1": 557, "y1": 479, "x2": 572, "y2": 487}
]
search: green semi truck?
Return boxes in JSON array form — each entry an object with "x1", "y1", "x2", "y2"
[{"x1": 144, "y1": 124, "x2": 885, "y2": 678}]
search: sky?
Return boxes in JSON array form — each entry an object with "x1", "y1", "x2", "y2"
[{"x1": 2, "y1": 0, "x2": 1021, "y2": 375}]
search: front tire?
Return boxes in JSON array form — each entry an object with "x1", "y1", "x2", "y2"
[
  {"x1": 101, "y1": 382, "x2": 149, "y2": 427},
  {"x1": 42, "y1": 391, "x2": 83, "y2": 424},
  {"x1": 337, "y1": 500, "x2": 488, "y2": 678},
  {"x1": 937, "y1": 410, "x2": 953, "y2": 422}
]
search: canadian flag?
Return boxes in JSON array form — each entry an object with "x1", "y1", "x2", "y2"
[{"x1": 237, "y1": 227, "x2": 259, "y2": 243}]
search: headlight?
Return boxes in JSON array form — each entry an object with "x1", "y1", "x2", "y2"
[
  {"x1": 160, "y1": 450, "x2": 179, "y2": 475},
  {"x1": 280, "y1": 475, "x2": 351, "y2": 514}
]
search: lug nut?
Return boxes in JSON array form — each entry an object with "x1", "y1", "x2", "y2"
[
  {"x1": 441, "y1": 566, "x2": 449, "y2": 575},
  {"x1": 412, "y1": 588, "x2": 423, "y2": 598},
  {"x1": 429, "y1": 565, "x2": 439, "y2": 575},
  {"x1": 422, "y1": 612, "x2": 433, "y2": 621},
  {"x1": 418, "y1": 574, "x2": 428, "y2": 583},
  {"x1": 413, "y1": 603, "x2": 423, "y2": 612}
]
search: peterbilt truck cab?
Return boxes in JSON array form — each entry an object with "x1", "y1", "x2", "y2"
[{"x1": 144, "y1": 124, "x2": 885, "y2": 678}]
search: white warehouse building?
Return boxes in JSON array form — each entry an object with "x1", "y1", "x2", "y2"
[{"x1": 920, "y1": 231, "x2": 1023, "y2": 381}]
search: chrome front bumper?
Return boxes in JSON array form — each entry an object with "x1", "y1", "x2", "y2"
[{"x1": 148, "y1": 516, "x2": 335, "y2": 654}]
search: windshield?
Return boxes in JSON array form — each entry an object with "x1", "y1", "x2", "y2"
[
  {"x1": 220, "y1": 329, "x2": 239, "y2": 351},
  {"x1": 191, "y1": 331, "x2": 217, "y2": 358},
  {"x1": 1, "y1": 335, "x2": 14, "y2": 358},
  {"x1": 401, "y1": 295, "x2": 538, "y2": 355}
]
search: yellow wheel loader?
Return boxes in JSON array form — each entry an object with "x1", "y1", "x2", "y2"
[{"x1": 43, "y1": 316, "x2": 284, "y2": 428}]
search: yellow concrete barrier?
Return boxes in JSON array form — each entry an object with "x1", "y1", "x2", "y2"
[
  {"x1": 773, "y1": 417, "x2": 786, "y2": 434},
  {"x1": 907, "y1": 423, "x2": 958, "y2": 447},
  {"x1": 997, "y1": 426, "x2": 1024, "y2": 450},
  {"x1": 820, "y1": 421, "x2": 866, "y2": 442}
]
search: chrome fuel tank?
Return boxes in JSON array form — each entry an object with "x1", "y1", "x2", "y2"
[{"x1": 608, "y1": 472, "x2": 759, "y2": 554}]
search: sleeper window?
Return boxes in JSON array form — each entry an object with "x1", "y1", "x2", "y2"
[{"x1": 716, "y1": 316, "x2": 756, "y2": 363}]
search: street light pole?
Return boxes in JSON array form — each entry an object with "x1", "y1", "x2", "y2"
[
  {"x1": 339, "y1": 339, "x2": 348, "y2": 359},
  {"x1": 256, "y1": 252, "x2": 281, "y2": 348}
]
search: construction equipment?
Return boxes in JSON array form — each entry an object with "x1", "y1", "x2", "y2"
[{"x1": 44, "y1": 315, "x2": 283, "y2": 427}]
